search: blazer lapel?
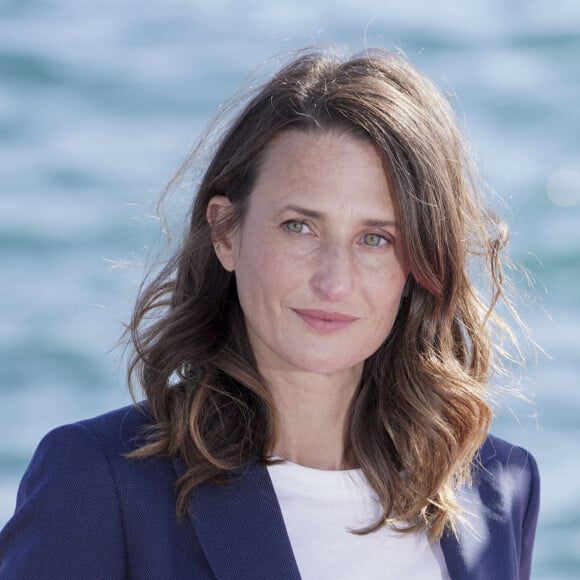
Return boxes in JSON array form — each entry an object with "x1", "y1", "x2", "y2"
[{"x1": 173, "y1": 458, "x2": 301, "y2": 580}]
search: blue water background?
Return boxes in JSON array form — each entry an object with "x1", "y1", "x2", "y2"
[{"x1": 1, "y1": 1, "x2": 579, "y2": 576}]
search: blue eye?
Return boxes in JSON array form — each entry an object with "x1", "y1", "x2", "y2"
[{"x1": 363, "y1": 233, "x2": 388, "y2": 247}]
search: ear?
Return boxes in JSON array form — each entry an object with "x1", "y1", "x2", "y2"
[{"x1": 206, "y1": 195, "x2": 238, "y2": 272}]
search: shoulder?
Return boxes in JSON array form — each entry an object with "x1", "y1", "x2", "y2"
[
  {"x1": 72, "y1": 402, "x2": 154, "y2": 454},
  {"x1": 75, "y1": 402, "x2": 153, "y2": 441},
  {"x1": 478, "y1": 434, "x2": 538, "y2": 469},
  {"x1": 442, "y1": 436, "x2": 540, "y2": 579},
  {"x1": 476, "y1": 433, "x2": 540, "y2": 496},
  {"x1": 470, "y1": 433, "x2": 540, "y2": 551},
  {"x1": 0, "y1": 406, "x2": 146, "y2": 577},
  {"x1": 0, "y1": 404, "x2": 183, "y2": 579},
  {"x1": 13, "y1": 403, "x2": 156, "y2": 518},
  {"x1": 14, "y1": 404, "x2": 153, "y2": 491},
  {"x1": 14, "y1": 404, "x2": 146, "y2": 492},
  {"x1": 22, "y1": 402, "x2": 176, "y2": 516}
]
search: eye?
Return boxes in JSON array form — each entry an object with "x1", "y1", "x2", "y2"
[
  {"x1": 362, "y1": 232, "x2": 389, "y2": 247},
  {"x1": 284, "y1": 220, "x2": 311, "y2": 234}
]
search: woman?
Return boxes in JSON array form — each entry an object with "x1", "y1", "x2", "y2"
[{"x1": 0, "y1": 48, "x2": 539, "y2": 579}]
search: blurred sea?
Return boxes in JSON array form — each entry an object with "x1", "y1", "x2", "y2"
[{"x1": 1, "y1": 0, "x2": 579, "y2": 576}]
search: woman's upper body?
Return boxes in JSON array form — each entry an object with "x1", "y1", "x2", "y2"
[
  {"x1": 0, "y1": 404, "x2": 539, "y2": 579},
  {"x1": 0, "y1": 48, "x2": 540, "y2": 577}
]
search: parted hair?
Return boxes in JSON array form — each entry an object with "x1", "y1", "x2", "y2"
[{"x1": 128, "y1": 48, "x2": 519, "y2": 540}]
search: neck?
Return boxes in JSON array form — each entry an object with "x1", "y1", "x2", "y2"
[{"x1": 263, "y1": 367, "x2": 361, "y2": 470}]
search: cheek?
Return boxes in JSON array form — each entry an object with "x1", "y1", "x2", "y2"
[
  {"x1": 235, "y1": 243, "x2": 301, "y2": 309},
  {"x1": 368, "y1": 270, "x2": 407, "y2": 320}
]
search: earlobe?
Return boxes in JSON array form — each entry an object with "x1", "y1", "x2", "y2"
[{"x1": 206, "y1": 195, "x2": 238, "y2": 272}]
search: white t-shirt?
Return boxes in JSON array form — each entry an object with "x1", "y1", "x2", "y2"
[{"x1": 267, "y1": 461, "x2": 451, "y2": 580}]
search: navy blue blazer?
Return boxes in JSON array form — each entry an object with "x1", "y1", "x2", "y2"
[{"x1": 0, "y1": 405, "x2": 539, "y2": 579}]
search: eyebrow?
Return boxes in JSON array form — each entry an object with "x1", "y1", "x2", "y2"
[{"x1": 280, "y1": 204, "x2": 399, "y2": 228}]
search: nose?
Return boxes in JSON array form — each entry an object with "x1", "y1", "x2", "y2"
[{"x1": 309, "y1": 243, "x2": 355, "y2": 301}]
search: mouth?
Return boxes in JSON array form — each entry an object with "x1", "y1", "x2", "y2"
[{"x1": 292, "y1": 308, "x2": 359, "y2": 333}]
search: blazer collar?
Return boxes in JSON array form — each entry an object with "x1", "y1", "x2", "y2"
[{"x1": 172, "y1": 458, "x2": 301, "y2": 580}]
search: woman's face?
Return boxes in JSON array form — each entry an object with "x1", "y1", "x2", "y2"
[{"x1": 209, "y1": 130, "x2": 409, "y2": 381}]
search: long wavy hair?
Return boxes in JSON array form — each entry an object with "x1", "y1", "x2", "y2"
[{"x1": 128, "y1": 48, "x2": 520, "y2": 541}]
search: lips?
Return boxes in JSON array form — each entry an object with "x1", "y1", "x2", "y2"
[{"x1": 292, "y1": 308, "x2": 359, "y2": 333}]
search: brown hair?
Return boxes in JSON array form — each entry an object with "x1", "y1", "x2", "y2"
[{"x1": 128, "y1": 48, "x2": 520, "y2": 540}]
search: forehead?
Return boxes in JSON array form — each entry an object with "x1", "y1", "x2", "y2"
[{"x1": 249, "y1": 129, "x2": 398, "y2": 217}]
